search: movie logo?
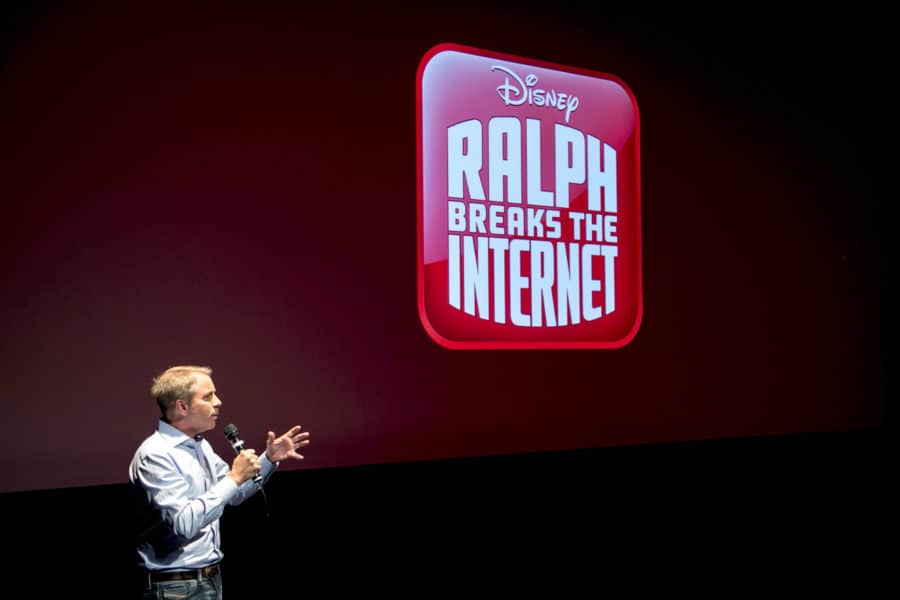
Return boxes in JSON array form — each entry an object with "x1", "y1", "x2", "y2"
[{"x1": 418, "y1": 44, "x2": 642, "y2": 349}]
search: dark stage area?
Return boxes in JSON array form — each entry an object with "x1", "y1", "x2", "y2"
[{"x1": 1, "y1": 428, "x2": 887, "y2": 594}]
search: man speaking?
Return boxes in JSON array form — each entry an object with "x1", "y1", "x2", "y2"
[{"x1": 129, "y1": 365, "x2": 309, "y2": 599}]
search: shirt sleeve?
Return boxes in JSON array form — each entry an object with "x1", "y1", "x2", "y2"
[
  {"x1": 136, "y1": 449, "x2": 239, "y2": 540},
  {"x1": 218, "y1": 451, "x2": 279, "y2": 506}
]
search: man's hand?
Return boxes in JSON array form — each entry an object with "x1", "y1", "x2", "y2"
[
  {"x1": 265, "y1": 425, "x2": 310, "y2": 463},
  {"x1": 229, "y1": 449, "x2": 261, "y2": 485}
]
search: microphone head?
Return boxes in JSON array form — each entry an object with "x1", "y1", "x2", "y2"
[{"x1": 223, "y1": 423, "x2": 239, "y2": 441}]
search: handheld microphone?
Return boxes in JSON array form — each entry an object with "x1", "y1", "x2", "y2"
[{"x1": 223, "y1": 423, "x2": 263, "y2": 485}]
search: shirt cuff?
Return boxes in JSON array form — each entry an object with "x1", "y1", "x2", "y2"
[
  {"x1": 261, "y1": 453, "x2": 280, "y2": 471},
  {"x1": 213, "y1": 475, "x2": 239, "y2": 502}
]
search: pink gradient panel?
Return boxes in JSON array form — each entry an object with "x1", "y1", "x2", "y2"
[{"x1": 418, "y1": 44, "x2": 641, "y2": 348}]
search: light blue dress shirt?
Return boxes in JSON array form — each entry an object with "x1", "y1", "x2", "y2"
[{"x1": 129, "y1": 420, "x2": 276, "y2": 571}]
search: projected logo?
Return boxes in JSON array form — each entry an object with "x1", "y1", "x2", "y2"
[{"x1": 417, "y1": 44, "x2": 642, "y2": 349}]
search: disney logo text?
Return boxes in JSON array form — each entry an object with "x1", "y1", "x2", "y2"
[{"x1": 492, "y1": 65, "x2": 580, "y2": 123}]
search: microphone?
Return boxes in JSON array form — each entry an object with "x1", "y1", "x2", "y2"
[{"x1": 223, "y1": 423, "x2": 263, "y2": 485}]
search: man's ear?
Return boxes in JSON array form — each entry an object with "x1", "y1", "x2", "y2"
[{"x1": 174, "y1": 398, "x2": 189, "y2": 415}]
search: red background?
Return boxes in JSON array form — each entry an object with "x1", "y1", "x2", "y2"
[{"x1": 0, "y1": 3, "x2": 883, "y2": 494}]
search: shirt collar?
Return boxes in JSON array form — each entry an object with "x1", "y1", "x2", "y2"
[{"x1": 156, "y1": 419, "x2": 203, "y2": 447}]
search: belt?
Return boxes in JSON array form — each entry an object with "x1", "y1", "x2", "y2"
[{"x1": 149, "y1": 562, "x2": 220, "y2": 582}]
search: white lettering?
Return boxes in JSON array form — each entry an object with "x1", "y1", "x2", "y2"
[
  {"x1": 526, "y1": 118, "x2": 553, "y2": 207},
  {"x1": 447, "y1": 120, "x2": 485, "y2": 200},
  {"x1": 555, "y1": 123, "x2": 585, "y2": 209},
  {"x1": 447, "y1": 235, "x2": 617, "y2": 326},
  {"x1": 587, "y1": 135, "x2": 617, "y2": 212},
  {"x1": 491, "y1": 65, "x2": 580, "y2": 123},
  {"x1": 488, "y1": 117, "x2": 521, "y2": 203}
]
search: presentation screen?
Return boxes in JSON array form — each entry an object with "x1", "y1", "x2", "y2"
[{"x1": 0, "y1": 4, "x2": 882, "y2": 493}]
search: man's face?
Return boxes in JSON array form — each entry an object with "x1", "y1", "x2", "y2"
[{"x1": 182, "y1": 373, "x2": 221, "y2": 437}]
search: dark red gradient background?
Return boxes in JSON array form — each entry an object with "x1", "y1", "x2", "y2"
[{"x1": 0, "y1": 3, "x2": 883, "y2": 493}]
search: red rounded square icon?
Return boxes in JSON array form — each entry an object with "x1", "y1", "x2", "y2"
[{"x1": 417, "y1": 43, "x2": 642, "y2": 349}]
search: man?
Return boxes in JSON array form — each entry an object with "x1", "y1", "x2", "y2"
[{"x1": 129, "y1": 365, "x2": 310, "y2": 599}]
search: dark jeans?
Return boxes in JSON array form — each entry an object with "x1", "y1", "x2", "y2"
[{"x1": 140, "y1": 570, "x2": 222, "y2": 599}]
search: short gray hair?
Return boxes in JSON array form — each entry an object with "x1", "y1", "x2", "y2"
[{"x1": 151, "y1": 365, "x2": 212, "y2": 418}]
